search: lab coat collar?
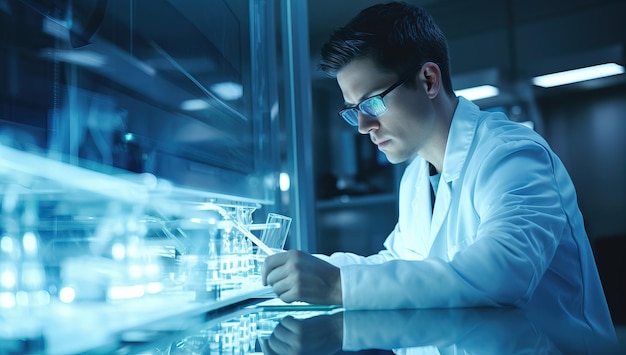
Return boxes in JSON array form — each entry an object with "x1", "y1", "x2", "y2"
[
  {"x1": 441, "y1": 97, "x2": 480, "y2": 183},
  {"x1": 428, "y1": 97, "x2": 479, "y2": 251}
]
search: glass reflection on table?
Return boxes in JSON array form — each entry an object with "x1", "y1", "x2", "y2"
[{"x1": 122, "y1": 304, "x2": 619, "y2": 355}]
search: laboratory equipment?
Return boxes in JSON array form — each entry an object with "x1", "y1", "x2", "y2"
[{"x1": 0, "y1": 0, "x2": 290, "y2": 353}]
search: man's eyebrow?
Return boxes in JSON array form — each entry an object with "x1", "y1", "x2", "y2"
[{"x1": 343, "y1": 91, "x2": 376, "y2": 108}]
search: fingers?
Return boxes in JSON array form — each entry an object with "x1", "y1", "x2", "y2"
[
  {"x1": 262, "y1": 250, "x2": 342, "y2": 305},
  {"x1": 261, "y1": 251, "x2": 288, "y2": 286},
  {"x1": 274, "y1": 315, "x2": 301, "y2": 333},
  {"x1": 264, "y1": 262, "x2": 290, "y2": 288},
  {"x1": 274, "y1": 283, "x2": 300, "y2": 303},
  {"x1": 265, "y1": 316, "x2": 301, "y2": 354},
  {"x1": 263, "y1": 250, "x2": 302, "y2": 286},
  {"x1": 266, "y1": 266, "x2": 301, "y2": 303},
  {"x1": 269, "y1": 317, "x2": 297, "y2": 344},
  {"x1": 262, "y1": 250, "x2": 308, "y2": 303}
]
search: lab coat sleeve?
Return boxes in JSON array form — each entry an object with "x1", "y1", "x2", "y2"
[{"x1": 341, "y1": 140, "x2": 566, "y2": 309}]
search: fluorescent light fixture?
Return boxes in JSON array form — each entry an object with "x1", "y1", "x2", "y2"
[
  {"x1": 455, "y1": 85, "x2": 499, "y2": 101},
  {"x1": 180, "y1": 99, "x2": 210, "y2": 111},
  {"x1": 279, "y1": 172, "x2": 291, "y2": 192},
  {"x1": 532, "y1": 63, "x2": 625, "y2": 88},
  {"x1": 210, "y1": 81, "x2": 243, "y2": 101}
]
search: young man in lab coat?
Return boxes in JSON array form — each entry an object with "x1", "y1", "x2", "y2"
[{"x1": 262, "y1": 1, "x2": 614, "y2": 338}]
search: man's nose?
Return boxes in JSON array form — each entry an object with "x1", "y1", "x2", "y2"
[{"x1": 357, "y1": 113, "x2": 379, "y2": 134}]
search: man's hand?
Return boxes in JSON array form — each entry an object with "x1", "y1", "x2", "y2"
[{"x1": 261, "y1": 250, "x2": 342, "y2": 306}]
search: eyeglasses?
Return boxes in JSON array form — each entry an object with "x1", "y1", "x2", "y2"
[{"x1": 338, "y1": 76, "x2": 408, "y2": 126}]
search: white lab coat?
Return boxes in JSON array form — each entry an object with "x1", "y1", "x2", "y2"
[{"x1": 321, "y1": 97, "x2": 615, "y2": 338}]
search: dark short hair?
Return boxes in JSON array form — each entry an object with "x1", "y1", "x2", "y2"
[{"x1": 319, "y1": 1, "x2": 454, "y2": 96}]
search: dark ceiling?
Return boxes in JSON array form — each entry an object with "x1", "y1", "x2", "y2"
[{"x1": 306, "y1": 0, "x2": 626, "y2": 105}]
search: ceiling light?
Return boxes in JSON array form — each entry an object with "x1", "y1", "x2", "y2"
[
  {"x1": 279, "y1": 172, "x2": 291, "y2": 192},
  {"x1": 532, "y1": 63, "x2": 625, "y2": 88},
  {"x1": 210, "y1": 82, "x2": 243, "y2": 101},
  {"x1": 455, "y1": 85, "x2": 499, "y2": 101},
  {"x1": 180, "y1": 99, "x2": 210, "y2": 111}
]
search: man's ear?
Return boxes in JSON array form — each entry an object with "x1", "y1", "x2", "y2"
[{"x1": 419, "y1": 62, "x2": 441, "y2": 99}]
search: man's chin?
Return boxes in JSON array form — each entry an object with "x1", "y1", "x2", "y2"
[
  {"x1": 384, "y1": 154, "x2": 402, "y2": 164},
  {"x1": 384, "y1": 152, "x2": 416, "y2": 165}
]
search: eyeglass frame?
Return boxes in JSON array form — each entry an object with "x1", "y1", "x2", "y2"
[{"x1": 338, "y1": 65, "x2": 422, "y2": 127}]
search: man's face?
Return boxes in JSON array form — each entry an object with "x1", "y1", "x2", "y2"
[{"x1": 336, "y1": 58, "x2": 436, "y2": 164}]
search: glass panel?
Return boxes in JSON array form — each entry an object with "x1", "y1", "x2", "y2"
[
  {"x1": 0, "y1": 1, "x2": 285, "y2": 350},
  {"x1": 0, "y1": 0, "x2": 279, "y2": 203}
]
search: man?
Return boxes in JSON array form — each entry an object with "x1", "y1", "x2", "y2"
[{"x1": 262, "y1": 1, "x2": 614, "y2": 337}]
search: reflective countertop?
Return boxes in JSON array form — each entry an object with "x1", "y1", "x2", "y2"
[
  {"x1": 2, "y1": 299, "x2": 620, "y2": 354},
  {"x1": 260, "y1": 306, "x2": 620, "y2": 355},
  {"x1": 106, "y1": 302, "x2": 621, "y2": 354}
]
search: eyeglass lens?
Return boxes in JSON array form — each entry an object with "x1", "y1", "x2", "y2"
[{"x1": 340, "y1": 96, "x2": 388, "y2": 126}]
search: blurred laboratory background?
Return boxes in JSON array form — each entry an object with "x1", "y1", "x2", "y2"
[{"x1": 0, "y1": 0, "x2": 625, "y2": 353}]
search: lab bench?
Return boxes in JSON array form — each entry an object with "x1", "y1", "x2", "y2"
[{"x1": 4, "y1": 295, "x2": 619, "y2": 354}]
